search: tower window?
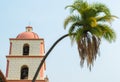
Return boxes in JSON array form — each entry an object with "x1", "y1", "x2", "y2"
[
  {"x1": 23, "y1": 44, "x2": 29, "y2": 55},
  {"x1": 21, "y1": 66, "x2": 29, "y2": 80}
]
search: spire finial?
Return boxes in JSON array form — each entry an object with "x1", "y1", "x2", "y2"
[{"x1": 26, "y1": 26, "x2": 33, "y2": 32}]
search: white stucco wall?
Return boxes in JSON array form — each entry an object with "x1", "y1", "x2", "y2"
[
  {"x1": 7, "y1": 39, "x2": 45, "y2": 80},
  {"x1": 7, "y1": 57, "x2": 44, "y2": 80},
  {"x1": 10, "y1": 40, "x2": 44, "y2": 56}
]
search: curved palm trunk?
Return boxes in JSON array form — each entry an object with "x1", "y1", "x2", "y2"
[{"x1": 32, "y1": 34, "x2": 69, "y2": 82}]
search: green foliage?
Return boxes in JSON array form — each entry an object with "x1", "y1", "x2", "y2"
[{"x1": 64, "y1": 0, "x2": 117, "y2": 70}]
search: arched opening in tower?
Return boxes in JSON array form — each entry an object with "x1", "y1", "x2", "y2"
[
  {"x1": 20, "y1": 65, "x2": 29, "y2": 79},
  {"x1": 23, "y1": 44, "x2": 29, "y2": 55}
]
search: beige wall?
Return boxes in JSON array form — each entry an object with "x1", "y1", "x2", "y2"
[
  {"x1": 7, "y1": 39, "x2": 45, "y2": 80},
  {"x1": 10, "y1": 40, "x2": 44, "y2": 56},
  {"x1": 7, "y1": 57, "x2": 44, "y2": 80}
]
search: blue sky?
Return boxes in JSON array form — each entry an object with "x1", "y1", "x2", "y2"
[{"x1": 0, "y1": 0, "x2": 120, "y2": 82}]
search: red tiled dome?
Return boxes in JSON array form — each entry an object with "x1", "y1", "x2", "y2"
[{"x1": 16, "y1": 26, "x2": 39, "y2": 39}]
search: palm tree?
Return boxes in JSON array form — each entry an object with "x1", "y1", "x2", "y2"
[
  {"x1": 64, "y1": 0, "x2": 116, "y2": 69},
  {"x1": 32, "y1": 0, "x2": 116, "y2": 82}
]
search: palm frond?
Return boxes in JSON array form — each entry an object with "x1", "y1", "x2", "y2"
[
  {"x1": 69, "y1": 22, "x2": 83, "y2": 34},
  {"x1": 65, "y1": 5, "x2": 78, "y2": 13},
  {"x1": 77, "y1": 32, "x2": 101, "y2": 69},
  {"x1": 75, "y1": 27, "x2": 87, "y2": 41},
  {"x1": 92, "y1": 3, "x2": 111, "y2": 15},
  {"x1": 96, "y1": 15, "x2": 118, "y2": 23},
  {"x1": 89, "y1": 26, "x2": 103, "y2": 37},
  {"x1": 65, "y1": 0, "x2": 89, "y2": 15},
  {"x1": 64, "y1": 15, "x2": 81, "y2": 29},
  {"x1": 97, "y1": 24, "x2": 116, "y2": 42}
]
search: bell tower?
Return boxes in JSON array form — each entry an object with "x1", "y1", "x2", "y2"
[{"x1": 6, "y1": 26, "x2": 48, "y2": 82}]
